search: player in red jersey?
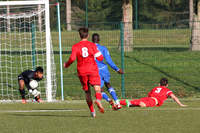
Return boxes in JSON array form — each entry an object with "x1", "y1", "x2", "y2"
[
  {"x1": 120, "y1": 78, "x2": 187, "y2": 107},
  {"x1": 64, "y1": 27, "x2": 104, "y2": 117}
]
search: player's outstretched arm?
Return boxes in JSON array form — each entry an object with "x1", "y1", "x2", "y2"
[
  {"x1": 117, "y1": 69, "x2": 124, "y2": 74},
  {"x1": 103, "y1": 47, "x2": 120, "y2": 72},
  {"x1": 64, "y1": 47, "x2": 76, "y2": 68},
  {"x1": 170, "y1": 94, "x2": 187, "y2": 107}
]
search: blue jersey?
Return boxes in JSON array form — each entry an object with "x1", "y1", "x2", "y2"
[
  {"x1": 95, "y1": 43, "x2": 119, "y2": 72},
  {"x1": 95, "y1": 43, "x2": 119, "y2": 87}
]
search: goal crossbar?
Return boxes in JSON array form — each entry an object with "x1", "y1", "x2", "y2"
[{"x1": 0, "y1": 0, "x2": 45, "y2": 6}]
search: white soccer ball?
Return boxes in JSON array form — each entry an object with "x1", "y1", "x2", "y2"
[{"x1": 29, "y1": 80, "x2": 38, "y2": 89}]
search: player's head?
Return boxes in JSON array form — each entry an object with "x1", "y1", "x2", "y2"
[
  {"x1": 160, "y1": 78, "x2": 168, "y2": 87},
  {"x1": 35, "y1": 66, "x2": 43, "y2": 79},
  {"x1": 78, "y1": 27, "x2": 89, "y2": 39},
  {"x1": 92, "y1": 33, "x2": 100, "y2": 43}
]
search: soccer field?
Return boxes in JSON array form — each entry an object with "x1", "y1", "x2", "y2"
[{"x1": 0, "y1": 100, "x2": 199, "y2": 133}]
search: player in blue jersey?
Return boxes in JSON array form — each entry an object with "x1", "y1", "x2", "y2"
[{"x1": 92, "y1": 33, "x2": 124, "y2": 110}]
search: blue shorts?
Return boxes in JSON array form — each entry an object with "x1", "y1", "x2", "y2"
[{"x1": 99, "y1": 68, "x2": 110, "y2": 88}]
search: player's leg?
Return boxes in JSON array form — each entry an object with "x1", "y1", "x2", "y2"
[
  {"x1": 89, "y1": 74, "x2": 104, "y2": 113},
  {"x1": 139, "y1": 97, "x2": 157, "y2": 107},
  {"x1": 105, "y1": 82, "x2": 121, "y2": 109},
  {"x1": 85, "y1": 86, "x2": 96, "y2": 117},
  {"x1": 100, "y1": 72, "x2": 113, "y2": 104},
  {"x1": 94, "y1": 85, "x2": 104, "y2": 113},
  {"x1": 18, "y1": 77, "x2": 26, "y2": 104},
  {"x1": 102, "y1": 91, "x2": 111, "y2": 102},
  {"x1": 79, "y1": 75, "x2": 96, "y2": 117},
  {"x1": 103, "y1": 69, "x2": 121, "y2": 108},
  {"x1": 100, "y1": 73, "x2": 109, "y2": 101},
  {"x1": 120, "y1": 99, "x2": 142, "y2": 107},
  {"x1": 124, "y1": 97, "x2": 156, "y2": 107}
]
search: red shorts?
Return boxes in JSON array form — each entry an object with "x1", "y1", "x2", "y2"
[
  {"x1": 78, "y1": 74, "x2": 101, "y2": 91},
  {"x1": 139, "y1": 97, "x2": 157, "y2": 107}
]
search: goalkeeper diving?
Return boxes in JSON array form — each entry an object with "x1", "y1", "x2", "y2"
[{"x1": 18, "y1": 66, "x2": 43, "y2": 104}]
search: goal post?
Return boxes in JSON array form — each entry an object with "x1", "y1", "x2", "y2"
[
  {"x1": 0, "y1": 0, "x2": 56, "y2": 102},
  {"x1": 44, "y1": 0, "x2": 53, "y2": 102}
]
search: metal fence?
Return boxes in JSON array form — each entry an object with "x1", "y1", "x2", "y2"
[{"x1": 52, "y1": 21, "x2": 200, "y2": 100}]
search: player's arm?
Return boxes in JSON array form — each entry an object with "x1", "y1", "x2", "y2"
[
  {"x1": 64, "y1": 46, "x2": 76, "y2": 68},
  {"x1": 104, "y1": 47, "x2": 123, "y2": 74},
  {"x1": 95, "y1": 51, "x2": 103, "y2": 61},
  {"x1": 169, "y1": 93, "x2": 187, "y2": 107},
  {"x1": 93, "y1": 45, "x2": 103, "y2": 61}
]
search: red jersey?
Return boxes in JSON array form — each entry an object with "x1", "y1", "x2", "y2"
[
  {"x1": 64, "y1": 40, "x2": 103, "y2": 76},
  {"x1": 148, "y1": 86, "x2": 173, "y2": 106}
]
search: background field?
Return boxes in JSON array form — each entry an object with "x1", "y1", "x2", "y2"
[
  {"x1": 0, "y1": 100, "x2": 199, "y2": 133},
  {"x1": 1, "y1": 27, "x2": 200, "y2": 100},
  {"x1": 52, "y1": 28, "x2": 200, "y2": 100}
]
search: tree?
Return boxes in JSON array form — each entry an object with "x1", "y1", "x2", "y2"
[
  {"x1": 66, "y1": 0, "x2": 71, "y2": 31},
  {"x1": 38, "y1": 4, "x2": 42, "y2": 32},
  {"x1": 6, "y1": 5, "x2": 10, "y2": 32},
  {"x1": 122, "y1": 0, "x2": 133, "y2": 52},
  {"x1": 189, "y1": 0, "x2": 194, "y2": 28},
  {"x1": 191, "y1": 0, "x2": 200, "y2": 51}
]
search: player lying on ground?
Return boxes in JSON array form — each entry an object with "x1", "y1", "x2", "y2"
[
  {"x1": 120, "y1": 78, "x2": 187, "y2": 107},
  {"x1": 18, "y1": 66, "x2": 43, "y2": 104},
  {"x1": 92, "y1": 33, "x2": 124, "y2": 110},
  {"x1": 64, "y1": 28, "x2": 105, "y2": 118}
]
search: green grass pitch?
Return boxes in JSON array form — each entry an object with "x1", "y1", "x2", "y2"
[
  {"x1": 0, "y1": 29, "x2": 200, "y2": 133},
  {"x1": 0, "y1": 100, "x2": 200, "y2": 133}
]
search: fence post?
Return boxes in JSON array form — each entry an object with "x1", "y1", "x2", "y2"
[{"x1": 120, "y1": 22, "x2": 125, "y2": 98}]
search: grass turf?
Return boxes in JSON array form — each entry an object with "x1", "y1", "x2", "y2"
[{"x1": 0, "y1": 100, "x2": 199, "y2": 133}]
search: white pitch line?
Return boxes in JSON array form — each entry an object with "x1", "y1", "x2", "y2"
[
  {"x1": 0, "y1": 107, "x2": 200, "y2": 113},
  {"x1": 0, "y1": 109, "x2": 86, "y2": 113}
]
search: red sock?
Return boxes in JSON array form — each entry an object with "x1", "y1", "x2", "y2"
[
  {"x1": 120, "y1": 99, "x2": 127, "y2": 106},
  {"x1": 87, "y1": 101, "x2": 94, "y2": 112},
  {"x1": 95, "y1": 92, "x2": 102, "y2": 101},
  {"x1": 130, "y1": 99, "x2": 141, "y2": 106}
]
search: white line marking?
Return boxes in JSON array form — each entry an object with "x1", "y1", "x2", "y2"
[
  {"x1": 0, "y1": 107, "x2": 200, "y2": 113},
  {"x1": 0, "y1": 109, "x2": 86, "y2": 113}
]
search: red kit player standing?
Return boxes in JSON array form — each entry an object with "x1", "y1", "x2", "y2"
[
  {"x1": 64, "y1": 27, "x2": 104, "y2": 117},
  {"x1": 120, "y1": 78, "x2": 187, "y2": 107}
]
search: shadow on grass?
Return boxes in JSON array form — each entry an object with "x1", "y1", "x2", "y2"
[{"x1": 126, "y1": 55, "x2": 200, "y2": 91}]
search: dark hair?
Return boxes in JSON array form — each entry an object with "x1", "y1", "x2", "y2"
[
  {"x1": 78, "y1": 27, "x2": 89, "y2": 39},
  {"x1": 92, "y1": 33, "x2": 100, "y2": 43},
  {"x1": 160, "y1": 78, "x2": 168, "y2": 86},
  {"x1": 35, "y1": 66, "x2": 43, "y2": 73}
]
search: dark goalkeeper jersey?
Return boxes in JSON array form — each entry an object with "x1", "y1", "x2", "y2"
[{"x1": 18, "y1": 70, "x2": 42, "y2": 85}]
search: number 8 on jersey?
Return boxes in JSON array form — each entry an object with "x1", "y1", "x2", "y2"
[{"x1": 82, "y1": 47, "x2": 89, "y2": 57}]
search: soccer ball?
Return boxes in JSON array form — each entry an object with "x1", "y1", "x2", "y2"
[{"x1": 29, "y1": 80, "x2": 38, "y2": 89}]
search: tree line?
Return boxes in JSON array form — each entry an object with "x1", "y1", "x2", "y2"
[{"x1": 51, "y1": 0, "x2": 200, "y2": 30}]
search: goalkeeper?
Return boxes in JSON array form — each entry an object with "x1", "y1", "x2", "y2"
[
  {"x1": 92, "y1": 33, "x2": 124, "y2": 110},
  {"x1": 18, "y1": 66, "x2": 43, "y2": 104}
]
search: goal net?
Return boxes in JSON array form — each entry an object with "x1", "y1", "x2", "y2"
[{"x1": 0, "y1": 0, "x2": 57, "y2": 101}]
